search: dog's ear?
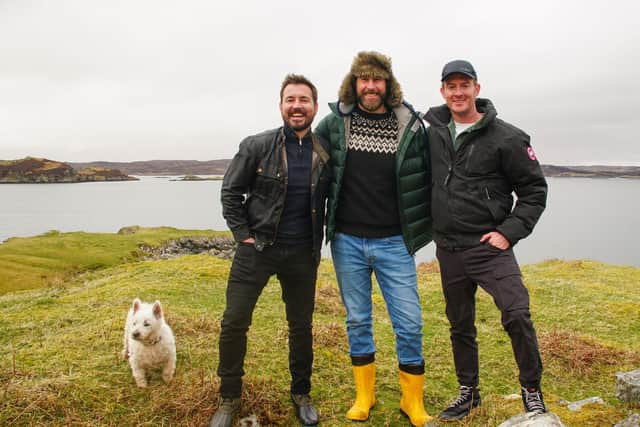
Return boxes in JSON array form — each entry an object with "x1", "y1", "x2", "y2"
[
  {"x1": 152, "y1": 300, "x2": 163, "y2": 319},
  {"x1": 132, "y1": 298, "x2": 142, "y2": 313}
]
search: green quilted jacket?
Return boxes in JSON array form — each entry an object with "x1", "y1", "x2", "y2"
[{"x1": 315, "y1": 101, "x2": 432, "y2": 255}]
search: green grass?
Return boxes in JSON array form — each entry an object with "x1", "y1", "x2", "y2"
[
  {"x1": 0, "y1": 226, "x2": 228, "y2": 294},
  {"x1": 0, "y1": 231, "x2": 639, "y2": 426}
]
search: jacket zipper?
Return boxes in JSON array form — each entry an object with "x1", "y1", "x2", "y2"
[
  {"x1": 270, "y1": 134, "x2": 288, "y2": 247},
  {"x1": 309, "y1": 148, "x2": 321, "y2": 251},
  {"x1": 444, "y1": 130, "x2": 454, "y2": 186},
  {"x1": 395, "y1": 113, "x2": 412, "y2": 252},
  {"x1": 464, "y1": 144, "x2": 475, "y2": 173}
]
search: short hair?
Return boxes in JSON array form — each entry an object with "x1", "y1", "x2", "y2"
[{"x1": 280, "y1": 74, "x2": 318, "y2": 104}]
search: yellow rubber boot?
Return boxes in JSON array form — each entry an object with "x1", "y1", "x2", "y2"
[
  {"x1": 399, "y1": 370, "x2": 433, "y2": 426},
  {"x1": 346, "y1": 363, "x2": 376, "y2": 421}
]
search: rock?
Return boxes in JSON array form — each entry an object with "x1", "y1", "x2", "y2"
[
  {"x1": 505, "y1": 393, "x2": 522, "y2": 400},
  {"x1": 118, "y1": 225, "x2": 140, "y2": 235},
  {"x1": 239, "y1": 414, "x2": 260, "y2": 426},
  {"x1": 616, "y1": 369, "x2": 640, "y2": 403},
  {"x1": 614, "y1": 413, "x2": 640, "y2": 427},
  {"x1": 139, "y1": 236, "x2": 237, "y2": 260},
  {"x1": 498, "y1": 412, "x2": 566, "y2": 427},
  {"x1": 566, "y1": 396, "x2": 604, "y2": 411}
]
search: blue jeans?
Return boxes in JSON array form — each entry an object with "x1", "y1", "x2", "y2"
[{"x1": 331, "y1": 232, "x2": 424, "y2": 366}]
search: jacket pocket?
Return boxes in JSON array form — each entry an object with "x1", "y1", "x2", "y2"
[
  {"x1": 253, "y1": 167, "x2": 282, "y2": 199},
  {"x1": 492, "y1": 252, "x2": 521, "y2": 279},
  {"x1": 482, "y1": 186, "x2": 511, "y2": 224},
  {"x1": 464, "y1": 141, "x2": 499, "y2": 176}
]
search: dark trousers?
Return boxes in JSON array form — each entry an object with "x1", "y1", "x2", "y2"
[
  {"x1": 217, "y1": 242, "x2": 318, "y2": 398},
  {"x1": 436, "y1": 243, "x2": 543, "y2": 389}
]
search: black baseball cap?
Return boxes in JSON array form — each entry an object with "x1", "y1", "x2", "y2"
[{"x1": 441, "y1": 59, "x2": 477, "y2": 81}]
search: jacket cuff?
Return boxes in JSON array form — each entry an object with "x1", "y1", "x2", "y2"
[
  {"x1": 231, "y1": 227, "x2": 251, "y2": 243},
  {"x1": 496, "y1": 221, "x2": 525, "y2": 247}
]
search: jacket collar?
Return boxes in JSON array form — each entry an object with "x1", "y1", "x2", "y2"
[
  {"x1": 283, "y1": 124, "x2": 312, "y2": 143},
  {"x1": 329, "y1": 100, "x2": 417, "y2": 124},
  {"x1": 280, "y1": 125, "x2": 329, "y2": 164}
]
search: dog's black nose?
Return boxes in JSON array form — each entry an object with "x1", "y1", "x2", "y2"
[{"x1": 132, "y1": 331, "x2": 140, "y2": 339}]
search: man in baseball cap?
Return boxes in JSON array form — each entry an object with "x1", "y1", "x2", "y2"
[{"x1": 424, "y1": 59, "x2": 549, "y2": 420}]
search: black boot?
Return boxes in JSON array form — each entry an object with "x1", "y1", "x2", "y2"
[
  {"x1": 438, "y1": 385, "x2": 481, "y2": 420},
  {"x1": 209, "y1": 397, "x2": 240, "y2": 427},
  {"x1": 521, "y1": 386, "x2": 547, "y2": 414},
  {"x1": 291, "y1": 393, "x2": 319, "y2": 426}
]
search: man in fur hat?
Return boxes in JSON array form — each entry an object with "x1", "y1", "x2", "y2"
[{"x1": 315, "y1": 51, "x2": 433, "y2": 426}]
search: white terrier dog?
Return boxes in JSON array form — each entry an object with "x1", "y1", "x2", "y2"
[{"x1": 122, "y1": 298, "x2": 176, "y2": 387}]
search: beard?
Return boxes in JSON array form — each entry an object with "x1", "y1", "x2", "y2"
[
  {"x1": 357, "y1": 89, "x2": 386, "y2": 113},
  {"x1": 282, "y1": 107, "x2": 315, "y2": 132}
]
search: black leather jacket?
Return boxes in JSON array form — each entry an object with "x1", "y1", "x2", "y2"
[{"x1": 221, "y1": 126, "x2": 331, "y2": 261}]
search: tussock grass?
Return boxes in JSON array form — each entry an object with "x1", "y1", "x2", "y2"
[
  {"x1": 539, "y1": 330, "x2": 640, "y2": 376},
  {"x1": 0, "y1": 233, "x2": 639, "y2": 426}
]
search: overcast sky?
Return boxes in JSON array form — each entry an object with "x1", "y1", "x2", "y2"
[{"x1": 1, "y1": 0, "x2": 638, "y2": 165}]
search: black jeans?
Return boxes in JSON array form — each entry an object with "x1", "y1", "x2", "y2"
[
  {"x1": 217, "y1": 242, "x2": 318, "y2": 398},
  {"x1": 436, "y1": 243, "x2": 543, "y2": 389}
]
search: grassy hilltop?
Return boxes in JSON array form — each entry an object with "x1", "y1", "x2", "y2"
[{"x1": 0, "y1": 228, "x2": 639, "y2": 426}]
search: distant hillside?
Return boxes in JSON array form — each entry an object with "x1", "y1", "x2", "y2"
[
  {"x1": 542, "y1": 165, "x2": 640, "y2": 178},
  {"x1": 68, "y1": 159, "x2": 231, "y2": 176},
  {"x1": 69, "y1": 160, "x2": 640, "y2": 179},
  {"x1": 0, "y1": 157, "x2": 137, "y2": 183},
  {"x1": 8, "y1": 157, "x2": 639, "y2": 180}
]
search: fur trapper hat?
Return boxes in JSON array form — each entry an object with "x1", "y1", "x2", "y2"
[{"x1": 338, "y1": 51, "x2": 403, "y2": 108}]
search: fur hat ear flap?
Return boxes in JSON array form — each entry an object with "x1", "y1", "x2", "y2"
[
  {"x1": 338, "y1": 75, "x2": 357, "y2": 106},
  {"x1": 338, "y1": 51, "x2": 403, "y2": 108},
  {"x1": 132, "y1": 298, "x2": 142, "y2": 313},
  {"x1": 152, "y1": 300, "x2": 163, "y2": 319},
  {"x1": 385, "y1": 76, "x2": 403, "y2": 108}
]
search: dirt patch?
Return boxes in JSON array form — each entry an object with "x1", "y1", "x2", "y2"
[
  {"x1": 564, "y1": 260, "x2": 588, "y2": 270},
  {"x1": 314, "y1": 321, "x2": 347, "y2": 348},
  {"x1": 151, "y1": 373, "x2": 289, "y2": 426},
  {"x1": 417, "y1": 260, "x2": 440, "y2": 274},
  {"x1": 170, "y1": 314, "x2": 221, "y2": 337},
  {"x1": 314, "y1": 283, "x2": 344, "y2": 315}
]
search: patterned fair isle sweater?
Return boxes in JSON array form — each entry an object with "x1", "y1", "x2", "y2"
[{"x1": 336, "y1": 106, "x2": 401, "y2": 238}]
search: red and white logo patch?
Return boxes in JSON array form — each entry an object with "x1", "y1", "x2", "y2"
[{"x1": 527, "y1": 146, "x2": 537, "y2": 161}]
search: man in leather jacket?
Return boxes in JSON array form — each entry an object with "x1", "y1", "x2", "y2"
[
  {"x1": 210, "y1": 74, "x2": 330, "y2": 427},
  {"x1": 423, "y1": 60, "x2": 548, "y2": 420}
]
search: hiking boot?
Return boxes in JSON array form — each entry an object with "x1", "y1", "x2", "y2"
[
  {"x1": 521, "y1": 386, "x2": 547, "y2": 414},
  {"x1": 438, "y1": 385, "x2": 481, "y2": 420},
  {"x1": 209, "y1": 397, "x2": 240, "y2": 427},
  {"x1": 291, "y1": 393, "x2": 319, "y2": 426}
]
